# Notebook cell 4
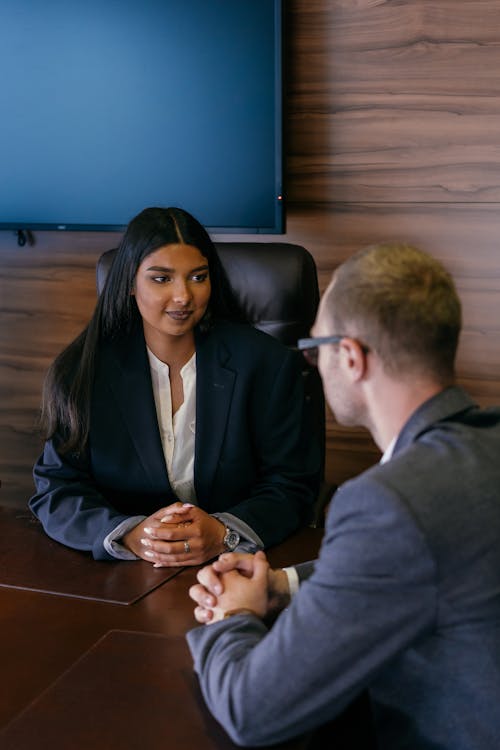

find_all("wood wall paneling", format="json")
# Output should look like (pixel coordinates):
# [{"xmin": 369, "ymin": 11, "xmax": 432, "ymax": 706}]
[
  {"xmin": 0, "ymin": 233, "xmax": 121, "ymax": 505},
  {"xmin": 2, "ymin": 0, "xmax": 500, "ymax": 506},
  {"xmin": 287, "ymin": 1, "xmax": 500, "ymax": 203},
  {"xmin": 283, "ymin": 0, "xmax": 500, "ymax": 488}
]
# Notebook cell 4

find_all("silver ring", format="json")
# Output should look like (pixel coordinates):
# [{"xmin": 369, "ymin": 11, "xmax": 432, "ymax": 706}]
[{"xmin": 184, "ymin": 540, "xmax": 191, "ymax": 554}]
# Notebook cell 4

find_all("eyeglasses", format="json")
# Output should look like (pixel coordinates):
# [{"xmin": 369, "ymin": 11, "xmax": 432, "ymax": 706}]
[
  {"xmin": 297, "ymin": 335, "xmax": 345, "ymax": 367},
  {"xmin": 297, "ymin": 335, "xmax": 369, "ymax": 367}
]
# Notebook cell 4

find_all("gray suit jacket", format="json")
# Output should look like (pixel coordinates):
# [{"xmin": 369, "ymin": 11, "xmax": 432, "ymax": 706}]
[{"xmin": 188, "ymin": 387, "xmax": 500, "ymax": 749}]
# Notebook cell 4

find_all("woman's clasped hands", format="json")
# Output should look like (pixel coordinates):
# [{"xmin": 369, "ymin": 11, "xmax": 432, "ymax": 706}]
[{"xmin": 122, "ymin": 502, "xmax": 227, "ymax": 567}]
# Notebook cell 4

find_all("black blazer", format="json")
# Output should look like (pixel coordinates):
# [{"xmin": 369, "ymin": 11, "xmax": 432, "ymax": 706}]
[{"xmin": 30, "ymin": 321, "xmax": 321, "ymax": 559}]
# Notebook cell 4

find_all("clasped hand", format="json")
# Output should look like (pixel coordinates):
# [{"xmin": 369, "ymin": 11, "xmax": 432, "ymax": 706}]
[
  {"xmin": 122, "ymin": 502, "xmax": 226, "ymax": 567},
  {"xmin": 189, "ymin": 551, "xmax": 291, "ymax": 624}
]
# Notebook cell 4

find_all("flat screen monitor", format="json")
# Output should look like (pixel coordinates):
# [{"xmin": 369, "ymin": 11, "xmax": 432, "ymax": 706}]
[{"xmin": 0, "ymin": 0, "xmax": 283, "ymax": 234}]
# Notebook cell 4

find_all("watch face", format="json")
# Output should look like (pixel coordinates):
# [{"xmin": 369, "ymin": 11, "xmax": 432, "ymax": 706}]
[{"xmin": 224, "ymin": 529, "xmax": 240, "ymax": 550}]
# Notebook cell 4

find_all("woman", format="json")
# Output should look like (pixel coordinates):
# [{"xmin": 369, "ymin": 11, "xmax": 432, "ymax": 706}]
[{"xmin": 30, "ymin": 207, "xmax": 320, "ymax": 565}]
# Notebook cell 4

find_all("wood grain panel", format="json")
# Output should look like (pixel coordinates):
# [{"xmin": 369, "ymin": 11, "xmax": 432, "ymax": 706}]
[
  {"xmin": 285, "ymin": 0, "xmax": 500, "ymax": 202},
  {"xmin": 0, "ymin": 232, "xmax": 119, "ymax": 506},
  {"xmin": 288, "ymin": 111, "xmax": 500, "ymax": 203},
  {"xmin": 283, "ymin": 203, "xmax": 500, "ymax": 281},
  {"xmin": 284, "ymin": 204, "xmax": 500, "ymax": 397}
]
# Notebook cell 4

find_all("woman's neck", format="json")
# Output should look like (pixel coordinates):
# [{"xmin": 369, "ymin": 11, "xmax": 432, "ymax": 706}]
[{"xmin": 144, "ymin": 328, "xmax": 195, "ymax": 369}]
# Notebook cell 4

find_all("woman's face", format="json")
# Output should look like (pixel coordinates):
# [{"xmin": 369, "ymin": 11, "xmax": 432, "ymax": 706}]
[{"xmin": 132, "ymin": 243, "xmax": 211, "ymax": 348}]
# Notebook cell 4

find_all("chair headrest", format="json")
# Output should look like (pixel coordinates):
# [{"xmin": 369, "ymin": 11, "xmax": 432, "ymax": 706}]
[{"xmin": 96, "ymin": 242, "xmax": 319, "ymax": 346}]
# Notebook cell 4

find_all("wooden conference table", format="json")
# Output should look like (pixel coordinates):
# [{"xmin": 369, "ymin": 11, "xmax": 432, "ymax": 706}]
[{"xmin": 0, "ymin": 506, "xmax": 325, "ymax": 750}]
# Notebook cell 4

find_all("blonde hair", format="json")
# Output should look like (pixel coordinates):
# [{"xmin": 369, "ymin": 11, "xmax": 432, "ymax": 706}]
[{"xmin": 324, "ymin": 243, "xmax": 461, "ymax": 383}]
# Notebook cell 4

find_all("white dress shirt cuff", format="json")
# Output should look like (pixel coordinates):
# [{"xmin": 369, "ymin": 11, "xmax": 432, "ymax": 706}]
[
  {"xmin": 283, "ymin": 566, "xmax": 300, "ymax": 597},
  {"xmin": 103, "ymin": 516, "xmax": 147, "ymax": 560}
]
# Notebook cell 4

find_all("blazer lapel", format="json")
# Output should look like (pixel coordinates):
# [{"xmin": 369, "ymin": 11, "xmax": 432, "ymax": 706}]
[
  {"xmin": 393, "ymin": 386, "xmax": 476, "ymax": 457},
  {"xmin": 104, "ymin": 325, "xmax": 171, "ymax": 494},
  {"xmin": 194, "ymin": 329, "xmax": 236, "ymax": 501}
]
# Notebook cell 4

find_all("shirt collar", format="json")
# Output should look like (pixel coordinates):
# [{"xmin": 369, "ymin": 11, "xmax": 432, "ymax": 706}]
[
  {"xmin": 146, "ymin": 347, "xmax": 196, "ymax": 376},
  {"xmin": 380, "ymin": 435, "xmax": 397, "ymax": 464}
]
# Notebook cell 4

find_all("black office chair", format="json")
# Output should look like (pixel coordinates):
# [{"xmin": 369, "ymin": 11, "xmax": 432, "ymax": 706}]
[{"xmin": 96, "ymin": 242, "xmax": 329, "ymax": 525}]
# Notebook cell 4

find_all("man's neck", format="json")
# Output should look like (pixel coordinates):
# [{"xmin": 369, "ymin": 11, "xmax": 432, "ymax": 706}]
[{"xmin": 365, "ymin": 376, "xmax": 447, "ymax": 453}]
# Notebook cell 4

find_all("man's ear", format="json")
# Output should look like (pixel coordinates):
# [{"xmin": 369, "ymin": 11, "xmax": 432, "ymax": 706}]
[{"xmin": 339, "ymin": 338, "xmax": 368, "ymax": 382}]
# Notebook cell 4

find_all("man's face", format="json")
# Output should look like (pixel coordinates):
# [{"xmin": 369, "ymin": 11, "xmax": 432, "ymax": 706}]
[
  {"xmin": 313, "ymin": 287, "xmax": 364, "ymax": 428},
  {"xmin": 313, "ymin": 303, "xmax": 344, "ymax": 420}
]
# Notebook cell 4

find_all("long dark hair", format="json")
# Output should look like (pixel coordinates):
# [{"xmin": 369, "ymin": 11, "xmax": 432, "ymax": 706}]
[{"xmin": 41, "ymin": 207, "xmax": 244, "ymax": 454}]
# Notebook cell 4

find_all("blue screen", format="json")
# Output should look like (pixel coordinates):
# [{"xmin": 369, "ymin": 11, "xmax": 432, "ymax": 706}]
[{"xmin": 0, "ymin": 0, "xmax": 282, "ymax": 232}]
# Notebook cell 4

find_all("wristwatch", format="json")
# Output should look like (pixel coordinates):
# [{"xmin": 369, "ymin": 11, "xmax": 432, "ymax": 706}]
[{"xmin": 223, "ymin": 526, "xmax": 240, "ymax": 551}]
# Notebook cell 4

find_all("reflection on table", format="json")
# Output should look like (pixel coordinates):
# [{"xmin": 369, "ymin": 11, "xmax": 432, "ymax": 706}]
[{"xmin": 0, "ymin": 505, "xmax": 323, "ymax": 749}]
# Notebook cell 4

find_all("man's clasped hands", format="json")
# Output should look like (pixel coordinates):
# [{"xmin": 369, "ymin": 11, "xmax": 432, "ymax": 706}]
[{"xmin": 189, "ymin": 551, "xmax": 291, "ymax": 624}]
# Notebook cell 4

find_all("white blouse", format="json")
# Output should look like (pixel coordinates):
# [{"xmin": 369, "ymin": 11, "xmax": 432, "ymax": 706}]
[{"xmin": 147, "ymin": 347, "xmax": 197, "ymax": 504}]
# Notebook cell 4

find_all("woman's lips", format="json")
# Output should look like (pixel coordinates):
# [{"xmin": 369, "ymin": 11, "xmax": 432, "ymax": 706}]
[{"xmin": 166, "ymin": 310, "xmax": 193, "ymax": 321}]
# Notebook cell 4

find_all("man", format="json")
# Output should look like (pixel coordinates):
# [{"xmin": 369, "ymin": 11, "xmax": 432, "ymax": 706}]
[{"xmin": 187, "ymin": 243, "xmax": 500, "ymax": 749}]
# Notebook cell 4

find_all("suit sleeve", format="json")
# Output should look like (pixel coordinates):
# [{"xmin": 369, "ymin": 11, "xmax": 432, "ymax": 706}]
[
  {"xmin": 29, "ymin": 437, "xmax": 132, "ymax": 560},
  {"xmin": 186, "ymin": 476, "xmax": 437, "ymax": 747},
  {"xmin": 218, "ymin": 348, "xmax": 322, "ymax": 548}
]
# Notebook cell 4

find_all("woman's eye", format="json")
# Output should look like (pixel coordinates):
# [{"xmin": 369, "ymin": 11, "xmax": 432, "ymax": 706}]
[
  {"xmin": 152, "ymin": 275, "xmax": 170, "ymax": 283},
  {"xmin": 191, "ymin": 272, "xmax": 209, "ymax": 283}
]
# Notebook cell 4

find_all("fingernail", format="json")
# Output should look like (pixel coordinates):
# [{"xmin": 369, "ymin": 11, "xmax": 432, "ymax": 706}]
[
  {"xmin": 214, "ymin": 585, "xmax": 222, "ymax": 595},
  {"xmin": 183, "ymin": 503, "xmax": 195, "ymax": 508},
  {"xmin": 140, "ymin": 538, "xmax": 152, "ymax": 547},
  {"xmin": 144, "ymin": 527, "xmax": 154, "ymax": 535},
  {"xmin": 144, "ymin": 550, "xmax": 155, "ymax": 558}
]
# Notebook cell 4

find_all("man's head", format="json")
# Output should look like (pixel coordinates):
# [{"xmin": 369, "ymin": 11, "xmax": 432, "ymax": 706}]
[{"xmin": 313, "ymin": 243, "xmax": 462, "ymax": 425}]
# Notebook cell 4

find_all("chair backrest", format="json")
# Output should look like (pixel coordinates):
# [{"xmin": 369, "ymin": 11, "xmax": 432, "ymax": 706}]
[{"xmin": 96, "ymin": 242, "xmax": 325, "ymax": 472}]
